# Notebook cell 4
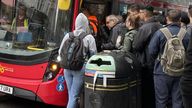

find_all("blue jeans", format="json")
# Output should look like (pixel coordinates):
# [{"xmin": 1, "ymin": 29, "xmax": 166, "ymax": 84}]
[
  {"xmin": 154, "ymin": 74, "xmax": 182, "ymax": 108},
  {"xmin": 64, "ymin": 68, "xmax": 84, "ymax": 108}
]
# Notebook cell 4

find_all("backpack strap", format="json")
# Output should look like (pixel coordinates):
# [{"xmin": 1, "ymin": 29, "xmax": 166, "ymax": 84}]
[
  {"xmin": 158, "ymin": 28, "xmax": 172, "ymax": 61},
  {"xmin": 69, "ymin": 32, "xmax": 87, "ymax": 39},
  {"xmin": 69, "ymin": 32, "xmax": 75, "ymax": 39},
  {"xmin": 160, "ymin": 27, "xmax": 172, "ymax": 40},
  {"xmin": 79, "ymin": 32, "xmax": 88, "ymax": 39},
  {"xmin": 177, "ymin": 28, "xmax": 187, "ymax": 41}
]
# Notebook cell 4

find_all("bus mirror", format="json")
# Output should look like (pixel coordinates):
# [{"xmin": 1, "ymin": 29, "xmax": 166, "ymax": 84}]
[{"xmin": 58, "ymin": 0, "xmax": 71, "ymax": 10}]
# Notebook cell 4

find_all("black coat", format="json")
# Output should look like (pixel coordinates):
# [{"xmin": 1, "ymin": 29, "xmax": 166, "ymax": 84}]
[
  {"xmin": 102, "ymin": 22, "xmax": 127, "ymax": 50},
  {"xmin": 183, "ymin": 33, "xmax": 192, "ymax": 79},
  {"xmin": 132, "ymin": 17, "xmax": 162, "ymax": 67}
]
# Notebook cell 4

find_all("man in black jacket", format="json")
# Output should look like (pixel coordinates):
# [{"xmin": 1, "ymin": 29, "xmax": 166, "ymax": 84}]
[
  {"xmin": 101, "ymin": 15, "xmax": 127, "ymax": 50},
  {"xmin": 132, "ymin": 5, "xmax": 162, "ymax": 108},
  {"xmin": 180, "ymin": 5, "xmax": 192, "ymax": 108}
]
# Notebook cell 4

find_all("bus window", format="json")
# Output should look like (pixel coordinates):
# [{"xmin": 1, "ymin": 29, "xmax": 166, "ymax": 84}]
[
  {"xmin": 0, "ymin": 0, "xmax": 73, "ymax": 49},
  {"xmin": 0, "ymin": 0, "xmax": 15, "ymax": 30},
  {"xmin": 119, "ymin": 3, "xmax": 128, "ymax": 15}
]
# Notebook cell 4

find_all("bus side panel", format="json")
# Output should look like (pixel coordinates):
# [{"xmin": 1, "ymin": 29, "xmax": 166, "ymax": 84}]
[{"xmin": 0, "ymin": 62, "xmax": 48, "ymax": 80}]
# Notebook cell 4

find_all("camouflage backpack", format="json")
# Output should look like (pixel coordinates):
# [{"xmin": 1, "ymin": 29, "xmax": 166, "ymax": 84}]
[{"xmin": 160, "ymin": 27, "xmax": 186, "ymax": 76}]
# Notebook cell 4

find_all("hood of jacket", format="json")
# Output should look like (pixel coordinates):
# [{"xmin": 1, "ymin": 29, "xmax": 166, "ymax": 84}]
[{"xmin": 74, "ymin": 13, "xmax": 90, "ymax": 36}]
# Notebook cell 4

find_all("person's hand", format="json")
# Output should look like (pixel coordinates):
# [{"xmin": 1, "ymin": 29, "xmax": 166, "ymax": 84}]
[{"xmin": 101, "ymin": 44, "xmax": 104, "ymax": 50}]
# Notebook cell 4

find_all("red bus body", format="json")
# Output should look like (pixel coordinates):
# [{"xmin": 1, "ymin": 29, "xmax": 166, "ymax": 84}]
[
  {"xmin": 0, "ymin": 0, "xmax": 189, "ymax": 107},
  {"xmin": 0, "ymin": 0, "xmax": 77, "ymax": 106},
  {"xmin": 0, "ymin": 59, "xmax": 68, "ymax": 106}
]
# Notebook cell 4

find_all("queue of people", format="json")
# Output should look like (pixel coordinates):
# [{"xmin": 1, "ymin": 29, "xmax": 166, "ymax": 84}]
[
  {"xmin": 57, "ymin": 3, "xmax": 192, "ymax": 108},
  {"xmin": 1, "ymin": 2, "xmax": 191, "ymax": 108}
]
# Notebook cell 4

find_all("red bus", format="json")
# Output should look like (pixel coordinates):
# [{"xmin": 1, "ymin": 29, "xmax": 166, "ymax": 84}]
[{"xmin": 0, "ymin": 0, "xmax": 189, "ymax": 107}]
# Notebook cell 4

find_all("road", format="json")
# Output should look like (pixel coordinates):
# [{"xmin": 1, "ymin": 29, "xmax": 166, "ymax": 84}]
[{"xmin": 0, "ymin": 93, "xmax": 65, "ymax": 108}]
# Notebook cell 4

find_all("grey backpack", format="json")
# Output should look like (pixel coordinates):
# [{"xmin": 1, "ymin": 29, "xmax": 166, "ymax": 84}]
[{"xmin": 160, "ymin": 27, "xmax": 186, "ymax": 76}]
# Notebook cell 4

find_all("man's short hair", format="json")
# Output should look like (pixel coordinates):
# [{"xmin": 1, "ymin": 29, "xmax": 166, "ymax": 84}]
[
  {"xmin": 144, "ymin": 5, "xmax": 154, "ymax": 12},
  {"xmin": 167, "ymin": 10, "xmax": 181, "ymax": 22},
  {"xmin": 144, "ymin": 5, "xmax": 154, "ymax": 17},
  {"xmin": 181, "ymin": 11, "xmax": 190, "ymax": 25},
  {"xmin": 129, "ymin": 4, "xmax": 140, "ymax": 12},
  {"xmin": 106, "ymin": 15, "xmax": 119, "ymax": 24}
]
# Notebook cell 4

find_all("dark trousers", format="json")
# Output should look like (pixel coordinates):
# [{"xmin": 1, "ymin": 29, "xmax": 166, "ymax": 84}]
[
  {"xmin": 154, "ymin": 75, "xmax": 182, "ymax": 108},
  {"xmin": 180, "ymin": 77, "xmax": 192, "ymax": 108},
  {"xmin": 141, "ymin": 67, "xmax": 155, "ymax": 108}
]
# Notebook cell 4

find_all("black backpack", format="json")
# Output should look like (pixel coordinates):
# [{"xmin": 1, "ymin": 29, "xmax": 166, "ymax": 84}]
[{"xmin": 60, "ymin": 32, "xmax": 87, "ymax": 70}]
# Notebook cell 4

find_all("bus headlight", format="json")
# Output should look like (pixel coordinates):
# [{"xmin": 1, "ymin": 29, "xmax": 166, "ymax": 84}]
[
  {"xmin": 43, "ymin": 61, "xmax": 61, "ymax": 82},
  {"xmin": 50, "ymin": 63, "xmax": 58, "ymax": 71},
  {"xmin": 46, "ymin": 72, "xmax": 54, "ymax": 80}
]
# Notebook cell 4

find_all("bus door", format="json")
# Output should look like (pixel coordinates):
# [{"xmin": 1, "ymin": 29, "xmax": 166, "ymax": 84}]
[{"xmin": 81, "ymin": 0, "xmax": 113, "ymax": 24}]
